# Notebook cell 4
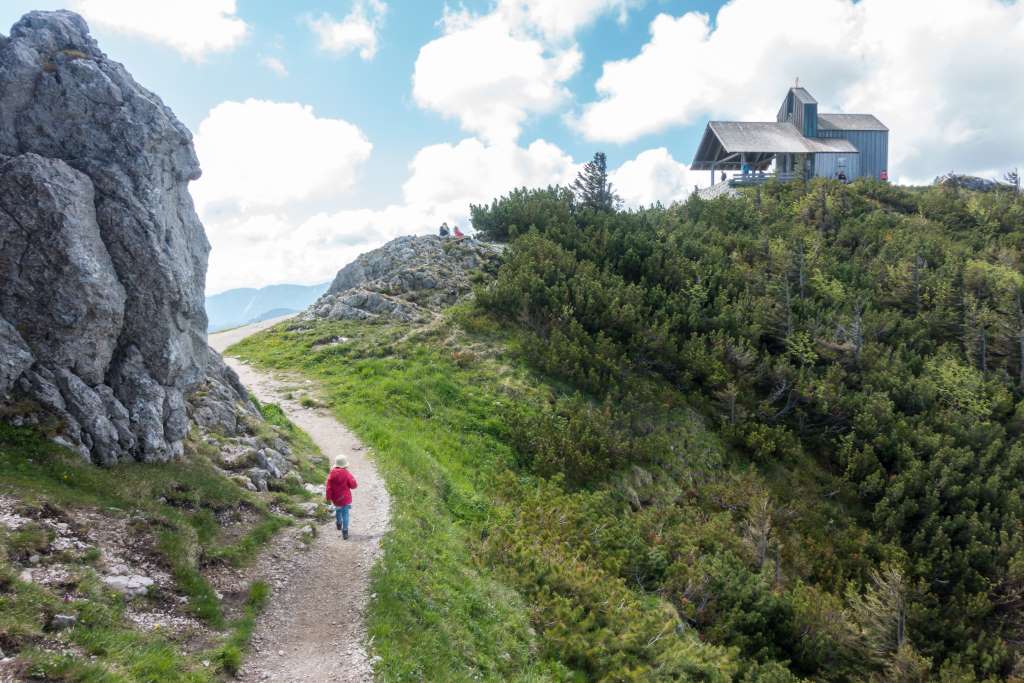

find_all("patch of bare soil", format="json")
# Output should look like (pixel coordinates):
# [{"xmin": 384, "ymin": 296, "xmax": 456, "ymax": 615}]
[{"xmin": 0, "ymin": 495, "xmax": 217, "ymax": 656}]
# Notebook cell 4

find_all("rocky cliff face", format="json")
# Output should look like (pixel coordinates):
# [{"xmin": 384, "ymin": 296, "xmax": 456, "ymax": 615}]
[
  {"xmin": 308, "ymin": 235, "xmax": 502, "ymax": 322},
  {"xmin": 0, "ymin": 11, "xmax": 233, "ymax": 465}
]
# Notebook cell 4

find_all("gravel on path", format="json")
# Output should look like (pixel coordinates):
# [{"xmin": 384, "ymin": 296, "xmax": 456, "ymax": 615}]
[{"xmin": 210, "ymin": 321, "xmax": 391, "ymax": 682}]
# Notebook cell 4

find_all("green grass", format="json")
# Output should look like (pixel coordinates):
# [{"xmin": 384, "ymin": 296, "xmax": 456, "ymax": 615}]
[
  {"xmin": 229, "ymin": 312, "xmax": 735, "ymax": 679},
  {"xmin": 232, "ymin": 317, "xmax": 557, "ymax": 680},
  {"xmin": 0, "ymin": 424, "xmax": 244, "ymax": 631},
  {"xmin": 1, "ymin": 561, "xmax": 214, "ymax": 682},
  {"xmin": 250, "ymin": 396, "xmax": 327, "ymax": 484},
  {"xmin": 155, "ymin": 528, "xmax": 224, "ymax": 628},
  {"xmin": 206, "ymin": 514, "xmax": 291, "ymax": 567},
  {"xmin": 6, "ymin": 521, "xmax": 52, "ymax": 558},
  {"xmin": 0, "ymin": 398, "xmax": 321, "ymax": 679},
  {"xmin": 210, "ymin": 580, "xmax": 271, "ymax": 675}
]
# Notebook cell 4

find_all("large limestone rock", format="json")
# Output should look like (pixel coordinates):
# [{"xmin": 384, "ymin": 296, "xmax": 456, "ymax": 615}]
[
  {"xmin": 0, "ymin": 154, "xmax": 125, "ymax": 385},
  {"xmin": 309, "ymin": 235, "xmax": 502, "ymax": 322},
  {"xmin": 188, "ymin": 348, "xmax": 260, "ymax": 437},
  {"xmin": 0, "ymin": 319, "xmax": 32, "ymax": 397},
  {"xmin": 0, "ymin": 11, "xmax": 210, "ymax": 464}
]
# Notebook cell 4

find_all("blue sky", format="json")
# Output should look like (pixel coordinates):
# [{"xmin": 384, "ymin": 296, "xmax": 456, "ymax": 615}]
[
  {"xmin": 1, "ymin": 1, "xmax": 722, "ymax": 209},
  {"xmin": 3, "ymin": 1, "xmax": 1022, "ymax": 292}
]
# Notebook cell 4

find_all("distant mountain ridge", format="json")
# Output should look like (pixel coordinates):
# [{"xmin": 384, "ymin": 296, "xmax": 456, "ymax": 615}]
[{"xmin": 206, "ymin": 283, "xmax": 329, "ymax": 332}]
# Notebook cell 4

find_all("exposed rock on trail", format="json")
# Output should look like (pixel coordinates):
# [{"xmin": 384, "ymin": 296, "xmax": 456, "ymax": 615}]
[
  {"xmin": 0, "ymin": 11, "xmax": 250, "ymax": 466},
  {"xmin": 308, "ymin": 235, "xmax": 501, "ymax": 322}
]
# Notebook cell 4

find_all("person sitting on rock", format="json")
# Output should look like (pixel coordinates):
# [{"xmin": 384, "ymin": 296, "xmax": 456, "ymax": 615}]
[
  {"xmin": 453, "ymin": 224, "xmax": 465, "ymax": 239},
  {"xmin": 439, "ymin": 222, "xmax": 450, "ymax": 238},
  {"xmin": 325, "ymin": 454, "xmax": 358, "ymax": 540}
]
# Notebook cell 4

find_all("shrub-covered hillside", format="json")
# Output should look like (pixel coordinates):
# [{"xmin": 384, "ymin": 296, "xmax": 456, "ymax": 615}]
[
  {"xmin": 234, "ymin": 178, "xmax": 1024, "ymax": 681},
  {"xmin": 472, "ymin": 179, "xmax": 1024, "ymax": 678}
]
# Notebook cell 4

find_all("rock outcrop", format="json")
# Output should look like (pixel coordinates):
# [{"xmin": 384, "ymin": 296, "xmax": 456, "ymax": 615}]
[
  {"xmin": 934, "ymin": 173, "xmax": 1007, "ymax": 193},
  {"xmin": 0, "ymin": 11, "xmax": 233, "ymax": 464},
  {"xmin": 308, "ymin": 235, "xmax": 501, "ymax": 322}
]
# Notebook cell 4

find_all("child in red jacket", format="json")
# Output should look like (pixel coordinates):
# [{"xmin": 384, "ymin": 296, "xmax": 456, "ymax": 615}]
[{"xmin": 325, "ymin": 455, "xmax": 358, "ymax": 540}]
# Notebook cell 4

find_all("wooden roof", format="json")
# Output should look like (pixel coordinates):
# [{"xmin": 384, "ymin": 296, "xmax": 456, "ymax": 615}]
[{"xmin": 691, "ymin": 121, "xmax": 857, "ymax": 170}]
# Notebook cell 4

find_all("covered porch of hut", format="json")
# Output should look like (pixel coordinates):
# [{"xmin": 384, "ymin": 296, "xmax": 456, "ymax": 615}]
[{"xmin": 691, "ymin": 121, "xmax": 855, "ymax": 187}]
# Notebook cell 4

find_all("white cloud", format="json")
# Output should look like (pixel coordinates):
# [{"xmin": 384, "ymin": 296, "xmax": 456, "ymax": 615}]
[
  {"xmin": 575, "ymin": 0, "xmax": 1024, "ymax": 181},
  {"xmin": 190, "ymin": 99, "xmax": 372, "ymax": 214},
  {"xmin": 611, "ymin": 148, "xmax": 697, "ymax": 208},
  {"xmin": 73, "ymin": 0, "xmax": 248, "ymax": 60},
  {"xmin": 261, "ymin": 56, "xmax": 288, "ymax": 77},
  {"xmin": 199, "ymin": 130, "xmax": 583, "ymax": 292},
  {"xmin": 190, "ymin": 103, "xmax": 681, "ymax": 292},
  {"xmin": 403, "ymin": 138, "xmax": 578, "ymax": 208},
  {"xmin": 412, "ymin": 0, "xmax": 643, "ymax": 143},
  {"xmin": 202, "ymin": 141, "xmax": 704, "ymax": 292},
  {"xmin": 507, "ymin": 0, "xmax": 640, "ymax": 40},
  {"xmin": 307, "ymin": 0, "xmax": 388, "ymax": 60},
  {"xmin": 413, "ymin": 6, "xmax": 581, "ymax": 143}
]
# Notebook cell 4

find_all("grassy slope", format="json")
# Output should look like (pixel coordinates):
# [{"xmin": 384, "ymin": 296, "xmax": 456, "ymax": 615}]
[
  {"xmin": 0, "ymin": 398, "xmax": 326, "ymax": 681},
  {"xmin": 233, "ymin": 315, "xmax": 552, "ymax": 680},
  {"xmin": 229, "ymin": 309, "xmax": 742, "ymax": 680}
]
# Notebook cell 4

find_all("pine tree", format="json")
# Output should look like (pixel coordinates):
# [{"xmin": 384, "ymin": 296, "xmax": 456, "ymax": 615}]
[
  {"xmin": 572, "ymin": 152, "xmax": 621, "ymax": 212},
  {"xmin": 1005, "ymin": 168, "xmax": 1020, "ymax": 194}
]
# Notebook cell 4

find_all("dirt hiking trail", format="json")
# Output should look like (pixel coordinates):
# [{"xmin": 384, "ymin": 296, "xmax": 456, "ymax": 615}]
[{"xmin": 211, "ymin": 319, "xmax": 391, "ymax": 682}]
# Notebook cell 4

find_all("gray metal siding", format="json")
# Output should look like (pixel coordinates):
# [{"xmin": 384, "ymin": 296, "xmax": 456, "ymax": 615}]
[
  {"xmin": 777, "ymin": 94, "xmax": 791, "ymax": 123},
  {"xmin": 814, "ymin": 152, "xmax": 860, "ymax": 179},
  {"xmin": 803, "ymin": 102, "xmax": 818, "ymax": 138},
  {"xmin": 817, "ymin": 130, "xmax": 888, "ymax": 179},
  {"xmin": 792, "ymin": 97, "xmax": 804, "ymax": 134}
]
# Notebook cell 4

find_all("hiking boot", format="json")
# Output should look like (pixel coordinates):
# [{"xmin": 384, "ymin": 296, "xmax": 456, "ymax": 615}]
[
  {"xmin": 342, "ymin": 529, "xmax": 349, "ymax": 540},
  {"xmin": 335, "ymin": 520, "xmax": 342, "ymax": 531}
]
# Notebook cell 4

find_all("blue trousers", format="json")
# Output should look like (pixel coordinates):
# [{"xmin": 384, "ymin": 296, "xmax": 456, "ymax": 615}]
[{"xmin": 334, "ymin": 504, "xmax": 351, "ymax": 531}]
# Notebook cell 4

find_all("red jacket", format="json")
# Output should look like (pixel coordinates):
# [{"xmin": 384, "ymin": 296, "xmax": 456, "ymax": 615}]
[{"xmin": 325, "ymin": 467, "xmax": 358, "ymax": 506}]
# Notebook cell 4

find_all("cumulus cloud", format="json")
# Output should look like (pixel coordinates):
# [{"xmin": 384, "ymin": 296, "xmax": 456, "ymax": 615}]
[
  {"xmin": 261, "ymin": 56, "xmax": 288, "ymax": 77},
  {"xmin": 307, "ymin": 0, "xmax": 388, "ymax": 60},
  {"xmin": 190, "ymin": 99, "xmax": 372, "ymax": 214},
  {"xmin": 413, "ymin": 7, "xmax": 579, "ymax": 143},
  {"xmin": 73, "ymin": 0, "xmax": 248, "ymax": 60},
  {"xmin": 611, "ymin": 148, "xmax": 697, "ymax": 208},
  {"xmin": 575, "ymin": 0, "xmax": 1024, "ymax": 181},
  {"xmin": 412, "ymin": 0, "xmax": 642, "ymax": 143},
  {"xmin": 403, "ymin": 138, "xmax": 578, "ymax": 209},
  {"xmin": 190, "ymin": 100, "xmax": 686, "ymax": 292},
  {"xmin": 198, "ymin": 126, "xmax": 582, "ymax": 292},
  {"xmin": 508, "ymin": 0, "xmax": 640, "ymax": 40}
]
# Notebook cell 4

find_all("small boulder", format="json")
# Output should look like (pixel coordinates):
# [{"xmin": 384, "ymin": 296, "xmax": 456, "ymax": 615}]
[
  {"xmin": 49, "ymin": 614, "xmax": 77, "ymax": 630},
  {"xmin": 255, "ymin": 448, "xmax": 289, "ymax": 478},
  {"xmin": 246, "ymin": 468, "xmax": 271, "ymax": 492},
  {"xmin": 231, "ymin": 474, "xmax": 257, "ymax": 492},
  {"xmin": 102, "ymin": 574, "xmax": 154, "ymax": 597}
]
